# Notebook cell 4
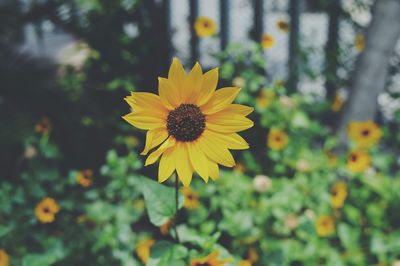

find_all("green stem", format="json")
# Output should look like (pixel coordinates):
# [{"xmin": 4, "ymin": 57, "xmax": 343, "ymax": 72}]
[{"xmin": 173, "ymin": 175, "xmax": 180, "ymax": 243}]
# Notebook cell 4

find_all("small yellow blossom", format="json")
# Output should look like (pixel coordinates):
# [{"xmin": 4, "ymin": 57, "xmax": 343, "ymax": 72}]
[
  {"xmin": 194, "ymin": 16, "xmax": 217, "ymax": 38},
  {"xmin": 182, "ymin": 187, "xmax": 200, "ymax": 209},
  {"xmin": 276, "ymin": 20, "xmax": 290, "ymax": 32},
  {"xmin": 347, "ymin": 150, "xmax": 371, "ymax": 173},
  {"xmin": 348, "ymin": 121, "xmax": 382, "ymax": 148},
  {"xmin": 136, "ymin": 239, "xmax": 155, "ymax": 264},
  {"xmin": 0, "ymin": 249, "xmax": 10, "ymax": 266},
  {"xmin": 261, "ymin": 34, "xmax": 275, "ymax": 49},
  {"xmin": 355, "ymin": 34, "xmax": 365, "ymax": 52},
  {"xmin": 331, "ymin": 181, "xmax": 348, "ymax": 209},
  {"xmin": 191, "ymin": 251, "xmax": 231, "ymax": 266},
  {"xmin": 247, "ymin": 247, "xmax": 259, "ymax": 263},
  {"xmin": 267, "ymin": 129, "xmax": 289, "ymax": 151},
  {"xmin": 232, "ymin": 77, "xmax": 246, "ymax": 88},
  {"xmin": 238, "ymin": 260, "xmax": 252, "ymax": 266},
  {"xmin": 332, "ymin": 94, "xmax": 344, "ymax": 112},
  {"xmin": 315, "ymin": 215, "xmax": 335, "ymax": 237},
  {"xmin": 256, "ymin": 89, "xmax": 275, "ymax": 109},
  {"xmin": 35, "ymin": 197, "xmax": 60, "ymax": 224},
  {"xmin": 76, "ymin": 169, "xmax": 93, "ymax": 187}
]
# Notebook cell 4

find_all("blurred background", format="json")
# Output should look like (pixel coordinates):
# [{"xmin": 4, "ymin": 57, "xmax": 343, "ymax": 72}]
[{"xmin": 1, "ymin": 0, "xmax": 400, "ymax": 265}]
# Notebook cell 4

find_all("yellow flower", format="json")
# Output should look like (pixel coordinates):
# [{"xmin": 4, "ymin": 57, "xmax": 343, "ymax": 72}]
[
  {"xmin": 0, "ymin": 249, "xmax": 10, "ymax": 266},
  {"xmin": 76, "ymin": 169, "xmax": 93, "ymax": 187},
  {"xmin": 194, "ymin": 16, "xmax": 217, "ymax": 38},
  {"xmin": 159, "ymin": 219, "xmax": 172, "ymax": 235},
  {"xmin": 355, "ymin": 34, "xmax": 365, "ymax": 52},
  {"xmin": 332, "ymin": 94, "xmax": 344, "ymax": 112},
  {"xmin": 315, "ymin": 215, "xmax": 335, "ymax": 237},
  {"xmin": 276, "ymin": 20, "xmax": 290, "ymax": 32},
  {"xmin": 191, "ymin": 251, "xmax": 231, "ymax": 266},
  {"xmin": 347, "ymin": 150, "xmax": 371, "ymax": 173},
  {"xmin": 247, "ymin": 247, "xmax": 259, "ymax": 263},
  {"xmin": 256, "ymin": 89, "xmax": 275, "ymax": 109},
  {"xmin": 123, "ymin": 58, "xmax": 253, "ymax": 187},
  {"xmin": 238, "ymin": 260, "xmax": 252, "ymax": 266},
  {"xmin": 232, "ymin": 77, "xmax": 245, "ymax": 88},
  {"xmin": 34, "ymin": 117, "xmax": 51, "ymax": 135},
  {"xmin": 348, "ymin": 121, "xmax": 382, "ymax": 148},
  {"xmin": 182, "ymin": 187, "xmax": 200, "ymax": 209},
  {"xmin": 261, "ymin": 34, "xmax": 275, "ymax": 49},
  {"xmin": 331, "ymin": 181, "xmax": 348, "ymax": 209},
  {"xmin": 35, "ymin": 197, "xmax": 60, "ymax": 224},
  {"xmin": 135, "ymin": 239, "xmax": 155, "ymax": 264},
  {"xmin": 267, "ymin": 129, "xmax": 288, "ymax": 151}
]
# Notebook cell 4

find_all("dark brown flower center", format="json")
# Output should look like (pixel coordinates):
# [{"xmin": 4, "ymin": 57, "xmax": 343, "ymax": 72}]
[
  {"xmin": 362, "ymin": 129, "xmax": 370, "ymax": 137},
  {"xmin": 275, "ymin": 136, "xmax": 282, "ymax": 142},
  {"xmin": 43, "ymin": 207, "xmax": 50, "ymax": 213},
  {"xmin": 167, "ymin": 104, "xmax": 205, "ymax": 142},
  {"xmin": 351, "ymin": 155, "xmax": 358, "ymax": 162},
  {"xmin": 194, "ymin": 263, "xmax": 211, "ymax": 266}
]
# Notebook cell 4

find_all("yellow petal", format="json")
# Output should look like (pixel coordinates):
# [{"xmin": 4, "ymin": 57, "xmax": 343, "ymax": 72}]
[
  {"xmin": 187, "ymin": 142, "xmax": 209, "ymax": 183},
  {"xmin": 201, "ymin": 87, "xmax": 240, "ymax": 115},
  {"xmin": 197, "ymin": 135, "xmax": 235, "ymax": 167},
  {"xmin": 168, "ymin": 57, "xmax": 186, "ymax": 88},
  {"xmin": 206, "ymin": 114, "xmax": 253, "ymax": 133},
  {"xmin": 145, "ymin": 137, "xmax": 176, "ymax": 166},
  {"xmin": 207, "ymin": 159, "xmax": 219, "ymax": 180},
  {"xmin": 158, "ymin": 148, "xmax": 176, "ymax": 183},
  {"xmin": 175, "ymin": 143, "xmax": 193, "ymax": 187},
  {"xmin": 221, "ymin": 104, "xmax": 254, "ymax": 116},
  {"xmin": 123, "ymin": 112, "xmax": 166, "ymax": 130},
  {"xmin": 204, "ymin": 130, "xmax": 249, "ymax": 150},
  {"xmin": 141, "ymin": 127, "xmax": 169, "ymax": 155},
  {"xmin": 196, "ymin": 68, "xmax": 218, "ymax": 106},
  {"xmin": 182, "ymin": 62, "xmax": 203, "ymax": 103},
  {"xmin": 158, "ymin": 77, "xmax": 181, "ymax": 109},
  {"xmin": 125, "ymin": 92, "xmax": 168, "ymax": 116}
]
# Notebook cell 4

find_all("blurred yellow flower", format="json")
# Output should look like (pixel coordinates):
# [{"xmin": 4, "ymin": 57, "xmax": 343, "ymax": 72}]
[
  {"xmin": 347, "ymin": 150, "xmax": 371, "ymax": 173},
  {"xmin": 331, "ymin": 181, "xmax": 348, "ymax": 209},
  {"xmin": 247, "ymin": 247, "xmax": 259, "ymax": 263},
  {"xmin": 348, "ymin": 121, "xmax": 382, "ymax": 148},
  {"xmin": 35, "ymin": 117, "xmax": 51, "ymax": 135},
  {"xmin": 0, "ymin": 249, "xmax": 10, "ymax": 266},
  {"xmin": 332, "ymin": 94, "xmax": 344, "ymax": 112},
  {"xmin": 159, "ymin": 219, "xmax": 172, "ymax": 235},
  {"xmin": 191, "ymin": 251, "xmax": 231, "ymax": 266},
  {"xmin": 261, "ymin": 34, "xmax": 275, "ymax": 49},
  {"xmin": 355, "ymin": 34, "xmax": 365, "ymax": 52},
  {"xmin": 182, "ymin": 187, "xmax": 200, "ymax": 209},
  {"xmin": 123, "ymin": 58, "xmax": 253, "ymax": 187},
  {"xmin": 276, "ymin": 20, "xmax": 290, "ymax": 32},
  {"xmin": 256, "ymin": 89, "xmax": 275, "ymax": 109},
  {"xmin": 267, "ymin": 129, "xmax": 289, "ymax": 150},
  {"xmin": 316, "ymin": 215, "xmax": 335, "ymax": 237},
  {"xmin": 76, "ymin": 169, "xmax": 93, "ymax": 187},
  {"xmin": 234, "ymin": 162, "xmax": 246, "ymax": 173},
  {"xmin": 135, "ymin": 238, "xmax": 155, "ymax": 264},
  {"xmin": 238, "ymin": 260, "xmax": 252, "ymax": 266},
  {"xmin": 194, "ymin": 16, "xmax": 217, "ymax": 38},
  {"xmin": 232, "ymin": 77, "xmax": 246, "ymax": 88},
  {"xmin": 35, "ymin": 197, "xmax": 60, "ymax": 224}
]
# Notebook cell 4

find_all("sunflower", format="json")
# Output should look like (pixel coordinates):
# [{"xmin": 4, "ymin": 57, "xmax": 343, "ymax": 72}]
[
  {"xmin": 347, "ymin": 150, "xmax": 371, "ymax": 173},
  {"xmin": 194, "ymin": 16, "xmax": 217, "ymax": 38},
  {"xmin": 35, "ymin": 197, "xmax": 60, "ymax": 223},
  {"xmin": 331, "ymin": 181, "xmax": 348, "ymax": 209},
  {"xmin": 331, "ymin": 94, "xmax": 344, "ymax": 112},
  {"xmin": 267, "ymin": 129, "xmax": 288, "ymax": 150},
  {"xmin": 135, "ymin": 238, "xmax": 155, "ymax": 264},
  {"xmin": 191, "ymin": 251, "xmax": 231, "ymax": 266},
  {"xmin": 315, "ymin": 215, "xmax": 335, "ymax": 237},
  {"xmin": 355, "ymin": 34, "xmax": 365, "ymax": 52},
  {"xmin": 348, "ymin": 121, "xmax": 382, "ymax": 148},
  {"xmin": 123, "ymin": 58, "xmax": 253, "ymax": 187},
  {"xmin": 34, "ymin": 117, "xmax": 51, "ymax": 135},
  {"xmin": 238, "ymin": 260, "xmax": 252, "ymax": 266},
  {"xmin": 261, "ymin": 34, "xmax": 275, "ymax": 49},
  {"xmin": 76, "ymin": 169, "xmax": 93, "ymax": 187},
  {"xmin": 182, "ymin": 187, "xmax": 200, "ymax": 209},
  {"xmin": 276, "ymin": 20, "xmax": 290, "ymax": 32},
  {"xmin": 0, "ymin": 250, "xmax": 10, "ymax": 266}
]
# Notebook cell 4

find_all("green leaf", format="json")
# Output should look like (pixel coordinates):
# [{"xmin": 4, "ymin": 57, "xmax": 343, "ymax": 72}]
[
  {"xmin": 140, "ymin": 177, "xmax": 183, "ymax": 226},
  {"xmin": 22, "ymin": 253, "xmax": 60, "ymax": 266},
  {"xmin": 338, "ymin": 223, "xmax": 360, "ymax": 250},
  {"xmin": 147, "ymin": 241, "xmax": 187, "ymax": 266}
]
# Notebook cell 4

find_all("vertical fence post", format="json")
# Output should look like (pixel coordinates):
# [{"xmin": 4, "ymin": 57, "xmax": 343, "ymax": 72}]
[
  {"xmin": 251, "ymin": 0, "xmax": 264, "ymax": 41},
  {"xmin": 163, "ymin": 0, "xmax": 172, "ymax": 60},
  {"xmin": 325, "ymin": 0, "xmax": 340, "ymax": 100},
  {"xmin": 288, "ymin": 0, "xmax": 300, "ymax": 92},
  {"xmin": 220, "ymin": 0, "xmax": 230, "ymax": 50},
  {"xmin": 189, "ymin": 0, "xmax": 199, "ymax": 64}
]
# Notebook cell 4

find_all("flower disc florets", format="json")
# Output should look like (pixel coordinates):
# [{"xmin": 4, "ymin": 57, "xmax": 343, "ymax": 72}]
[{"xmin": 167, "ymin": 104, "xmax": 205, "ymax": 142}]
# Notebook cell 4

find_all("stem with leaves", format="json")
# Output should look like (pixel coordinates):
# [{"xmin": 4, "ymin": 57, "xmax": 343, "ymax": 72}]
[{"xmin": 173, "ymin": 175, "xmax": 180, "ymax": 243}]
